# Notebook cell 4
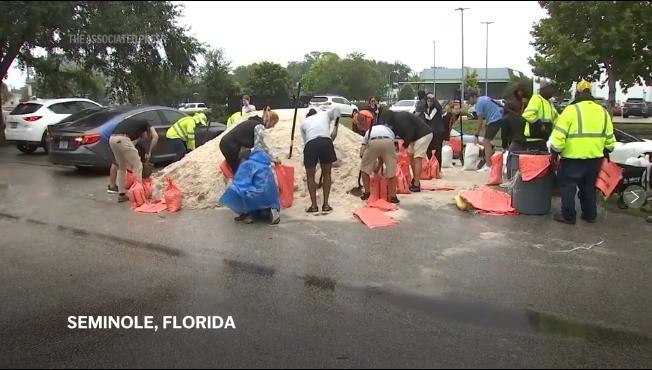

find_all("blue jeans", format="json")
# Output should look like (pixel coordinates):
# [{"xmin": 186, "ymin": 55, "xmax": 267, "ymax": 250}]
[{"xmin": 557, "ymin": 158, "xmax": 602, "ymax": 221}]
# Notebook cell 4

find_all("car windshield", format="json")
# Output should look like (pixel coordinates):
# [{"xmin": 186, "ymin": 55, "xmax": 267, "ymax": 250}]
[
  {"xmin": 10, "ymin": 103, "xmax": 42, "ymax": 115},
  {"xmin": 395, "ymin": 101, "xmax": 415, "ymax": 107},
  {"xmin": 627, "ymin": 98, "xmax": 644, "ymax": 102},
  {"xmin": 310, "ymin": 97, "xmax": 328, "ymax": 103},
  {"xmin": 63, "ymin": 108, "xmax": 126, "ymax": 131}
]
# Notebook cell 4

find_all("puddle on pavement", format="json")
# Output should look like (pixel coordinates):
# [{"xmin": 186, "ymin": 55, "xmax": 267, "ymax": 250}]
[
  {"xmin": 358, "ymin": 288, "xmax": 650, "ymax": 344},
  {"xmin": 223, "ymin": 259, "xmax": 276, "ymax": 278}
]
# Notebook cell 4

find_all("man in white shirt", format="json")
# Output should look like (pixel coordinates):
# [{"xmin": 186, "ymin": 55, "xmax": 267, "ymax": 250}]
[
  {"xmin": 242, "ymin": 95, "xmax": 256, "ymax": 115},
  {"xmin": 300, "ymin": 108, "xmax": 340, "ymax": 213},
  {"xmin": 356, "ymin": 116, "xmax": 399, "ymax": 204}
]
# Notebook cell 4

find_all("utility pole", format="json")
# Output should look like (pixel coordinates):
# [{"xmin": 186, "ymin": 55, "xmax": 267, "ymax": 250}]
[
  {"xmin": 433, "ymin": 41, "xmax": 437, "ymax": 96},
  {"xmin": 481, "ymin": 21, "xmax": 494, "ymax": 97},
  {"xmin": 456, "ymin": 7, "xmax": 469, "ymax": 164}
]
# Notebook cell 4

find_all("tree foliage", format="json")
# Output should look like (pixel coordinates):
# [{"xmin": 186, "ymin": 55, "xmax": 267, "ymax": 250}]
[
  {"xmin": 398, "ymin": 84, "xmax": 416, "ymax": 100},
  {"xmin": 201, "ymin": 49, "xmax": 239, "ymax": 118},
  {"xmin": 464, "ymin": 69, "xmax": 480, "ymax": 95},
  {"xmin": 529, "ymin": 1, "xmax": 652, "ymax": 107},
  {"xmin": 246, "ymin": 61, "xmax": 291, "ymax": 100}
]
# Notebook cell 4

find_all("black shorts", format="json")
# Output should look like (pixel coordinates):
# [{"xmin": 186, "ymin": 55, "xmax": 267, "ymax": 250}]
[
  {"xmin": 485, "ymin": 120, "xmax": 504, "ymax": 140},
  {"xmin": 304, "ymin": 137, "xmax": 337, "ymax": 169}
]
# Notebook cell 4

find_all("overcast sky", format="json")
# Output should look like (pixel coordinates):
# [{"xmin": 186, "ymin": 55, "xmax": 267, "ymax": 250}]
[
  {"xmin": 179, "ymin": 0, "xmax": 547, "ymax": 74},
  {"xmin": 4, "ymin": 1, "xmax": 546, "ymax": 89}
]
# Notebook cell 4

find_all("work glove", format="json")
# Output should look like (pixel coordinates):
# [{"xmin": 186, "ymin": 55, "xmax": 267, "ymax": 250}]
[{"xmin": 550, "ymin": 152, "xmax": 560, "ymax": 170}]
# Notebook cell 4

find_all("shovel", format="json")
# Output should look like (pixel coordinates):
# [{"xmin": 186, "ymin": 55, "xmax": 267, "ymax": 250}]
[{"xmin": 348, "ymin": 171, "xmax": 364, "ymax": 197}]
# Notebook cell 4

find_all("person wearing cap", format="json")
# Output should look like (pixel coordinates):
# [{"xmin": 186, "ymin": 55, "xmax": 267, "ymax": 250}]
[
  {"xmin": 166, "ymin": 113, "xmax": 208, "ymax": 162},
  {"xmin": 467, "ymin": 92, "xmax": 506, "ymax": 173},
  {"xmin": 522, "ymin": 81, "xmax": 558, "ymax": 151},
  {"xmin": 550, "ymin": 80, "xmax": 616, "ymax": 225}
]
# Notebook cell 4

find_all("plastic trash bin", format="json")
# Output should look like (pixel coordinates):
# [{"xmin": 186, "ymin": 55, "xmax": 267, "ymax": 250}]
[{"xmin": 509, "ymin": 151, "xmax": 554, "ymax": 215}]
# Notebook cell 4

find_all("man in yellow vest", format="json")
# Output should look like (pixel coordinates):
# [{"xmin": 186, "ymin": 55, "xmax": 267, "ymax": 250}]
[
  {"xmin": 522, "ymin": 81, "xmax": 558, "ymax": 151},
  {"xmin": 166, "ymin": 113, "xmax": 207, "ymax": 161},
  {"xmin": 550, "ymin": 80, "xmax": 616, "ymax": 225}
]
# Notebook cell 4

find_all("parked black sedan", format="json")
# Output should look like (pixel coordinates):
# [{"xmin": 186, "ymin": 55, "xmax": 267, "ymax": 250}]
[{"xmin": 48, "ymin": 105, "xmax": 226, "ymax": 170}]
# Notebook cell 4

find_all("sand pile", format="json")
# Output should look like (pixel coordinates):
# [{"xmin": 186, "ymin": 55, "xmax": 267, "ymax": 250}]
[
  {"xmin": 152, "ymin": 109, "xmax": 365, "ymax": 210},
  {"xmin": 152, "ymin": 108, "xmax": 488, "ymax": 218}
]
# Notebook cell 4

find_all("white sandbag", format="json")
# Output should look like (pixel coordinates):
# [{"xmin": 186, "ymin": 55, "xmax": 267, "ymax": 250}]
[
  {"xmin": 502, "ymin": 150, "xmax": 510, "ymax": 175},
  {"xmin": 463, "ymin": 143, "xmax": 482, "ymax": 171},
  {"xmin": 441, "ymin": 145, "xmax": 454, "ymax": 168}
]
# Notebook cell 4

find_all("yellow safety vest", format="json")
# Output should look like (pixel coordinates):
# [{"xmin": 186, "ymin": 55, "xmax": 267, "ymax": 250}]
[
  {"xmin": 550, "ymin": 101, "xmax": 616, "ymax": 159},
  {"xmin": 166, "ymin": 116, "xmax": 197, "ymax": 150},
  {"xmin": 522, "ymin": 94, "xmax": 558, "ymax": 141},
  {"xmin": 194, "ymin": 112, "xmax": 207, "ymax": 125}
]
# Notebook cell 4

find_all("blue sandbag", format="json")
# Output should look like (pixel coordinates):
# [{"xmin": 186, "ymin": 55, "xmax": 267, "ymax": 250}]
[{"xmin": 220, "ymin": 149, "xmax": 280, "ymax": 214}]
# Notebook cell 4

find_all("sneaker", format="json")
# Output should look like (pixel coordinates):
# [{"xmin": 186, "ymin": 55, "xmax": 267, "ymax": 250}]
[
  {"xmin": 553, "ymin": 213, "xmax": 576, "ymax": 225},
  {"xmin": 360, "ymin": 193, "xmax": 370, "ymax": 201},
  {"xmin": 477, "ymin": 165, "xmax": 491, "ymax": 173},
  {"xmin": 389, "ymin": 196, "xmax": 400, "ymax": 204},
  {"xmin": 118, "ymin": 194, "xmax": 129, "ymax": 203},
  {"xmin": 409, "ymin": 185, "xmax": 421, "ymax": 193},
  {"xmin": 107, "ymin": 185, "xmax": 119, "ymax": 194},
  {"xmin": 234, "ymin": 214, "xmax": 249, "ymax": 222},
  {"xmin": 270, "ymin": 209, "xmax": 281, "ymax": 225}
]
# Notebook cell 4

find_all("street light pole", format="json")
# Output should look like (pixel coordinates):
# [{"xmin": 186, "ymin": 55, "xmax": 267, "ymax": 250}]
[
  {"xmin": 456, "ymin": 7, "xmax": 469, "ymax": 164},
  {"xmin": 433, "ymin": 40, "xmax": 436, "ymax": 96},
  {"xmin": 481, "ymin": 21, "xmax": 494, "ymax": 97}
]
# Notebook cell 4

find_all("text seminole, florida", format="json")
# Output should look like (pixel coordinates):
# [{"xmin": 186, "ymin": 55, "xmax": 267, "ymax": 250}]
[{"xmin": 68, "ymin": 316, "xmax": 236, "ymax": 331}]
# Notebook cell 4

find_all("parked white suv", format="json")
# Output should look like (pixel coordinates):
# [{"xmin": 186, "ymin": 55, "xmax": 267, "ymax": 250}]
[
  {"xmin": 389, "ymin": 99, "xmax": 418, "ymax": 113},
  {"xmin": 5, "ymin": 98, "xmax": 102, "ymax": 153},
  {"xmin": 179, "ymin": 102, "xmax": 209, "ymax": 114},
  {"xmin": 309, "ymin": 96, "xmax": 358, "ymax": 117}
]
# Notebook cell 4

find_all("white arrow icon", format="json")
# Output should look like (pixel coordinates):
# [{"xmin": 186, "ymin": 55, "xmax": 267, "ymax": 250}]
[{"xmin": 629, "ymin": 190, "xmax": 640, "ymax": 204}]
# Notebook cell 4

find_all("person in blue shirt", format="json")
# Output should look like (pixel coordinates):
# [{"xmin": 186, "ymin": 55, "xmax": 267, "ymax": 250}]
[{"xmin": 467, "ymin": 92, "xmax": 505, "ymax": 172}]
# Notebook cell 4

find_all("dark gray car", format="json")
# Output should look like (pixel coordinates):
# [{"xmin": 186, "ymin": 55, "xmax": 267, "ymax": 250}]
[{"xmin": 48, "ymin": 105, "xmax": 226, "ymax": 170}]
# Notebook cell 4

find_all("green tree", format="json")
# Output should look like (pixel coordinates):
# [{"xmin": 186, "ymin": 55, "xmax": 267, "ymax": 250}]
[
  {"xmin": 398, "ymin": 84, "xmax": 416, "ymax": 100},
  {"xmin": 246, "ymin": 62, "xmax": 291, "ymax": 100},
  {"xmin": 303, "ymin": 53, "xmax": 343, "ymax": 95},
  {"xmin": 232, "ymin": 64, "xmax": 256, "ymax": 90},
  {"xmin": 464, "ymin": 69, "xmax": 480, "ymax": 95},
  {"xmin": 287, "ymin": 51, "xmax": 339, "ymax": 87},
  {"xmin": 338, "ymin": 54, "xmax": 385, "ymax": 100},
  {"xmin": 201, "ymin": 49, "xmax": 239, "ymax": 119},
  {"xmin": 530, "ymin": 1, "xmax": 652, "ymax": 109}
]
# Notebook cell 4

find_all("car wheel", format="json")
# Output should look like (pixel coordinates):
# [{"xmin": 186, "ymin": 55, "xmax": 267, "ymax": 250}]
[
  {"xmin": 16, "ymin": 143, "xmax": 38, "ymax": 154},
  {"xmin": 41, "ymin": 133, "xmax": 49, "ymax": 154},
  {"xmin": 623, "ymin": 114, "xmax": 629, "ymax": 118},
  {"xmin": 351, "ymin": 109, "xmax": 358, "ymax": 117}
]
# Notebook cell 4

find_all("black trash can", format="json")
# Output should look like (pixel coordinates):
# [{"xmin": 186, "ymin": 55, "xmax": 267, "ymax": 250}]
[{"xmin": 508, "ymin": 151, "xmax": 554, "ymax": 215}]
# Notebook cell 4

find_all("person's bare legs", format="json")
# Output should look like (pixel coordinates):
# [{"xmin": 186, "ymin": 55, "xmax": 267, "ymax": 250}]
[
  {"xmin": 483, "ymin": 137, "xmax": 494, "ymax": 166},
  {"xmin": 388, "ymin": 177, "xmax": 397, "ymax": 199},
  {"xmin": 412, "ymin": 155, "xmax": 423, "ymax": 187},
  {"xmin": 109, "ymin": 163, "xmax": 118, "ymax": 188},
  {"xmin": 306, "ymin": 167, "xmax": 318, "ymax": 210},
  {"xmin": 361, "ymin": 172, "xmax": 371, "ymax": 195},
  {"xmin": 322, "ymin": 163, "xmax": 333, "ymax": 210}
]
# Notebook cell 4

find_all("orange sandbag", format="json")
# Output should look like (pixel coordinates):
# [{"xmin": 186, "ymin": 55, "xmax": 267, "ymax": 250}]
[
  {"xmin": 379, "ymin": 177, "xmax": 389, "ymax": 201},
  {"xmin": 397, "ymin": 151, "xmax": 412, "ymax": 185},
  {"xmin": 275, "ymin": 164, "xmax": 294, "ymax": 208},
  {"xmin": 366, "ymin": 198, "xmax": 398, "ymax": 212},
  {"xmin": 459, "ymin": 188, "xmax": 518, "ymax": 216},
  {"xmin": 220, "ymin": 160, "xmax": 234, "ymax": 179},
  {"xmin": 125, "ymin": 170, "xmax": 136, "ymax": 189},
  {"xmin": 429, "ymin": 151, "xmax": 442, "ymax": 179},
  {"xmin": 486, "ymin": 152, "xmax": 504, "ymax": 186},
  {"xmin": 519, "ymin": 154, "xmax": 551, "ymax": 182},
  {"xmin": 595, "ymin": 158, "xmax": 623, "ymax": 198},
  {"xmin": 164, "ymin": 177, "xmax": 182, "ymax": 212},
  {"xmin": 127, "ymin": 182, "xmax": 146, "ymax": 209},
  {"xmin": 134, "ymin": 200, "xmax": 168, "ymax": 213},
  {"xmin": 354, "ymin": 207, "xmax": 398, "ymax": 229},
  {"xmin": 396, "ymin": 166, "xmax": 411, "ymax": 194},
  {"xmin": 369, "ymin": 175, "xmax": 381, "ymax": 202},
  {"xmin": 420, "ymin": 158, "xmax": 433, "ymax": 180},
  {"xmin": 142, "ymin": 178, "xmax": 153, "ymax": 199}
]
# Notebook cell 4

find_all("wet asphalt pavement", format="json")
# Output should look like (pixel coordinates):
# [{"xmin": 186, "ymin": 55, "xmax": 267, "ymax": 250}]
[{"xmin": 0, "ymin": 145, "xmax": 651, "ymax": 368}]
